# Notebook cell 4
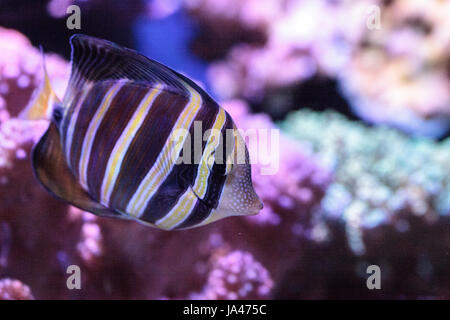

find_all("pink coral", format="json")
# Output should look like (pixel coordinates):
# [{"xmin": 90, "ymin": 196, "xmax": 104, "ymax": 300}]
[
  {"xmin": 333, "ymin": 0, "xmax": 450, "ymax": 136},
  {"xmin": 0, "ymin": 27, "xmax": 68, "ymax": 117},
  {"xmin": 190, "ymin": 250, "xmax": 273, "ymax": 300},
  {"xmin": 186, "ymin": 0, "xmax": 334, "ymax": 100},
  {"xmin": 186, "ymin": 0, "xmax": 450, "ymax": 136},
  {"xmin": 0, "ymin": 27, "xmax": 67, "ymax": 169},
  {"xmin": 0, "ymin": 278, "xmax": 34, "ymax": 300}
]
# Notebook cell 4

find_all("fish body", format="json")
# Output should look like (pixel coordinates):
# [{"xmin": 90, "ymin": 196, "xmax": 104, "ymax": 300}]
[{"xmin": 24, "ymin": 34, "xmax": 262, "ymax": 230}]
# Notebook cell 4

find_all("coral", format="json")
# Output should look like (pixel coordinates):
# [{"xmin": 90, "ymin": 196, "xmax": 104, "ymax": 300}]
[
  {"xmin": 0, "ymin": 278, "xmax": 34, "ymax": 300},
  {"xmin": 190, "ymin": 250, "xmax": 273, "ymax": 300},
  {"xmin": 281, "ymin": 109, "xmax": 450, "ymax": 251},
  {"xmin": 279, "ymin": 109, "xmax": 450, "ymax": 298},
  {"xmin": 331, "ymin": 0, "xmax": 450, "ymax": 137},
  {"xmin": 185, "ymin": 0, "xmax": 450, "ymax": 136},
  {"xmin": 200, "ymin": 0, "xmax": 325, "ymax": 101},
  {"xmin": 0, "ymin": 27, "xmax": 68, "ymax": 117}
]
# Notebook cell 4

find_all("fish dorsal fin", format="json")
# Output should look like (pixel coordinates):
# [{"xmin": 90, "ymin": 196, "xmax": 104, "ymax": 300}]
[
  {"xmin": 33, "ymin": 123, "xmax": 122, "ymax": 219},
  {"xmin": 68, "ymin": 34, "xmax": 210, "ymax": 99}
]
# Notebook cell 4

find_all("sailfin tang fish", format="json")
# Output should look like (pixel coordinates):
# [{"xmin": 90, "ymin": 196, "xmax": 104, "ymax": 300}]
[{"xmin": 26, "ymin": 34, "xmax": 262, "ymax": 230}]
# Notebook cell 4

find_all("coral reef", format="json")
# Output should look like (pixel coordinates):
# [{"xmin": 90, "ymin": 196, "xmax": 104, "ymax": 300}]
[
  {"xmin": 0, "ymin": 278, "xmax": 34, "ymax": 300},
  {"xmin": 197, "ymin": 0, "xmax": 324, "ymax": 101},
  {"xmin": 1, "ymin": 9, "xmax": 449, "ymax": 298},
  {"xmin": 281, "ymin": 109, "xmax": 450, "ymax": 253},
  {"xmin": 279, "ymin": 109, "xmax": 450, "ymax": 298},
  {"xmin": 190, "ymin": 250, "xmax": 273, "ymax": 300},
  {"xmin": 185, "ymin": 0, "xmax": 450, "ymax": 136},
  {"xmin": 0, "ymin": 27, "xmax": 68, "ymax": 117},
  {"xmin": 332, "ymin": 0, "xmax": 450, "ymax": 137}
]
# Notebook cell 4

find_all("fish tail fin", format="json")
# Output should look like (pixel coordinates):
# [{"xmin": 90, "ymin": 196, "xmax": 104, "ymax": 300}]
[{"xmin": 19, "ymin": 47, "xmax": 61, "ymax": 120}]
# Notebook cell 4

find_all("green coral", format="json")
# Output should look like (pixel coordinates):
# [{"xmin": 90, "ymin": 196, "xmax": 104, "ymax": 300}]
[{"xmin": 280, "ymin": 110, "xmax": 450, "ymax": 254}]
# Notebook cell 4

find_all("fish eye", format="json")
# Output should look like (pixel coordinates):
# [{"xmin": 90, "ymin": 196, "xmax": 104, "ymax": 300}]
[
  {"xmin": 52, "ymin": 105, "xmax": 63, "ymax": 123},
  {"xmin": 206, "ymin": 150, "xmax": 215, "ymax": 172}
]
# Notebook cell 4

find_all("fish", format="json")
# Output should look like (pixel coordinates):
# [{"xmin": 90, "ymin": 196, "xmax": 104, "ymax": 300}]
[{"xmin": 21, "ymin": 34, "xmax": 263, "ymax": 230}]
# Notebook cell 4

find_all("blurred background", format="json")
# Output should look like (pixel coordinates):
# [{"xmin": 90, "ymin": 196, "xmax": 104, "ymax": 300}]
[{"xmin": 0, "ymin": 0, "xmax": 449, "ymax": 299}]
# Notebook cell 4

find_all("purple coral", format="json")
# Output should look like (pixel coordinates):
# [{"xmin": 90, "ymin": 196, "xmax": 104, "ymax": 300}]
[
  {"xmin": 190, "ymin": 250, "xmax": 273, "ymax": 300},
  {"xmin": 0, "ymin": 27, "xmax": 68, "ymax": 117},
  {"xmin": 184, "ymin": 0, "xmax": 450, "ymax": 137}
]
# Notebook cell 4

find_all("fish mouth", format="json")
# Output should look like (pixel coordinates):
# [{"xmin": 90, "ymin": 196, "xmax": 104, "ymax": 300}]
[
  {"xmin": 256, "ymin": 197, "xmax": 264, "ymax": 210},
  {"xmin": 247, "ymin": 197, "xmax": 263, "ymax": 216}
]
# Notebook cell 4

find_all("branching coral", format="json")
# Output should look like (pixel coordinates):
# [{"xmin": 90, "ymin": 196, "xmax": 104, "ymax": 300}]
[{"xmin": 190, "ymin": 250, "xmax": 273, "ymax": 300}]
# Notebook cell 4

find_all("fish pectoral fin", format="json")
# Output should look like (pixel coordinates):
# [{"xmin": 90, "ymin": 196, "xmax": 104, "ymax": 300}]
[{"xmin": 33, "ymin": 123, "xmax": 121, "ymax": 219}]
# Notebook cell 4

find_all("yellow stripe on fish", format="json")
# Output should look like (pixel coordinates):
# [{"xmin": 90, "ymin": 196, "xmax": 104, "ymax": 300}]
[
  {"xmin": 100, "ymin": 84, "xmax": 164, "ymax": 206},
  {"xmin": 126, "ymin": 83, "xmax": 202, "ymax": 217},
  {"xmin": 64, "ymin": 82, "xmax": 94, "ymax": 168},
  {"xmin": 192, "ymin": 108, "xmax": 226, "ymax": 199},
  {"xmin": 155, "ymin": 188, "xmax": 199, "ymax": 230},
  {"xmin": 78, "ymin": 81, "xmax": 124, "ymax": 189}
]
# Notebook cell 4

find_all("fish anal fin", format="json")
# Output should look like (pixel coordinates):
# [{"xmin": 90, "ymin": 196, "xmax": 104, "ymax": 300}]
[{"xmin": 33, "ymin": 123, "xmax": 120, "ymax": 218}]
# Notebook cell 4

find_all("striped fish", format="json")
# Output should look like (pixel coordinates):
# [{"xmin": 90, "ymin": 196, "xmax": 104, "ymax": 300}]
[{"xmin": 21, "ymin": 34, "xmax": 262, "ymax": 230}]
